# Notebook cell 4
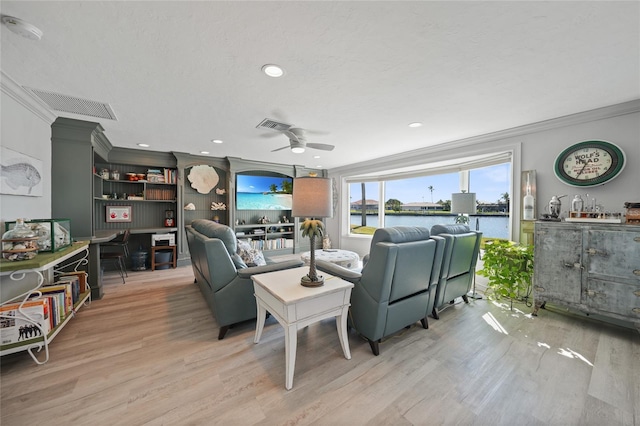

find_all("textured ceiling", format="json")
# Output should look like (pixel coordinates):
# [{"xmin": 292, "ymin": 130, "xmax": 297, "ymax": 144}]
[{"xmin": 1, "ymin": 1, "xmax": 638, "ymax": 170}]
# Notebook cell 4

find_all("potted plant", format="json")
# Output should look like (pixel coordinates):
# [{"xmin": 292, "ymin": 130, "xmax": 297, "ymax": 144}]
[{"xmin": 477, "ymin": 239, "xmax": 534, "ymax": 310}]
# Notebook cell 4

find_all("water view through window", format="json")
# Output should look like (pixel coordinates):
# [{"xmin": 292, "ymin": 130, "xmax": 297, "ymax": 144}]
[{"xmin": 349, "ymin": 163, "xmax": 510, "ymax": 239}]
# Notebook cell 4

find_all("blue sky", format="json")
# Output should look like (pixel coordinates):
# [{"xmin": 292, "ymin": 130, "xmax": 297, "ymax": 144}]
[
  {"xmin": 236, "ymin": 175, "xmax": 292, "ymax": 193},
  {"xmin": 350, "ymin": 163, "xmax": 510, "ymax": 204}
]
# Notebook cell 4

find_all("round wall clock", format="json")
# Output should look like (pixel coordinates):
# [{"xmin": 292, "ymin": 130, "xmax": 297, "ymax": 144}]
[{"xmin": 553, "ymin": 140, "xmax": 626, "ymax": 187}]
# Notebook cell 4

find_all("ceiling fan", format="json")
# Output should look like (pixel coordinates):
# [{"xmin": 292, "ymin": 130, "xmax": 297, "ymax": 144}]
[
  {"xmin": 256, "ymin": 118, "xmax": 335, "ymax": 154},
  {"xmin": 272, "ymin": 128, "xmax": 335, "ymax": 153}
]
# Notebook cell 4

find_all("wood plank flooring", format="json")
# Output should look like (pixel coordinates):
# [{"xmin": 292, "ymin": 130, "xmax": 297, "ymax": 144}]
[{"xmin": 1, "ymin": 266, "xmax": 639, "ymax": 425}]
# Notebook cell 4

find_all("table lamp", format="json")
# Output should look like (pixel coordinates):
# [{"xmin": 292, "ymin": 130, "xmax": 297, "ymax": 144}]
[
  {"xmin": 451, "ymin": 191, "xmax": 476, "ymax": 224},
  {"xmin": 292, "ymin": 176, "xmax": 333, "ymax": 287}
]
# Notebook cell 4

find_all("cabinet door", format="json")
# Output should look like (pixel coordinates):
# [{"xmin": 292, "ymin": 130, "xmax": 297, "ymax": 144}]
[
  {"xmin": 585, "ymin": 229, "xmax": 640, "ymax": 283},
  {"xmin": 584, "ymin": 278, "xmax": 640, "ymax": 319},
  {"xmin": 534, "ymin": 224, "xmax": 583, "ymax": 304}
]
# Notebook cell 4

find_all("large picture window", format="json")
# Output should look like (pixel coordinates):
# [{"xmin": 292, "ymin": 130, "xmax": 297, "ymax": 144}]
[{"xmin": 347, "ymin": 161, "xmax": 511, "ymax": 239}]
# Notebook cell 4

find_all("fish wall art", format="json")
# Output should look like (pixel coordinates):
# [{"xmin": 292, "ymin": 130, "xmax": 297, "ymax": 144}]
[{"xmin": 1, "ymin": 147, "xmax": 44, "ymax": 197}]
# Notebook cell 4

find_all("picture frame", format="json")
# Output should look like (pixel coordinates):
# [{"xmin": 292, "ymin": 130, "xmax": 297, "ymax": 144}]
[{"xmin": 106, "ymin": 205, "xmax": 132, "ymax": 222}]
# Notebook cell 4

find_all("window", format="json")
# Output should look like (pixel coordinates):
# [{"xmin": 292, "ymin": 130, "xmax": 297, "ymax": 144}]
[
  {"xmin": 349, "ymin": 182, "xmax": 379, "ymax": 234},
  {"xmin": 347, "ymin": 162, "xmax": 511, "ymax": 239}
]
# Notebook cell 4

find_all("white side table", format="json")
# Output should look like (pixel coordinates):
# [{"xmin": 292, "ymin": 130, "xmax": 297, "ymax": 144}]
[
  {"xmin": 300, "ymin": 249, "xmax": 360, "ymax": 270},
  {"xmin": 252, "ymin": 268, "xmax": 354, "ymax": 390}
]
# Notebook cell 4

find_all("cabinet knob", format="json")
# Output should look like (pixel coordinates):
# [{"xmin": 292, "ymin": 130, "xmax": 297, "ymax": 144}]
[
  {"xmin": 634, "ymin": 290, "xmax": 640, "ymax": 297},
  {"xmin": 633, "ymin": 270, "xmax": 640, "ymax": 276},
  {"xmin": 633, "ymin": 308, "xmax": 640, "ymax": 314},
  {"xmin": 634, "ymin": 237, "xmax": 640, "ymax": 243}
]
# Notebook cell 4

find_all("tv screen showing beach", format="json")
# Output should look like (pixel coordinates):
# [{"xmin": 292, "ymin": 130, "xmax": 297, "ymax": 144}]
[{"xmin": 236, "ymin": 175, "xmax": 293, "ymax": 210}]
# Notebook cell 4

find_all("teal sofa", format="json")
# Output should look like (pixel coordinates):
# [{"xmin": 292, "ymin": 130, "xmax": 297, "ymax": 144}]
[
  {"xmin": 185, "ymin": 219, "xmax": 303, "ymax": 339},
  {"xmin": 316, "ymin": 226, "xmax": 444, "ymax": 355}
]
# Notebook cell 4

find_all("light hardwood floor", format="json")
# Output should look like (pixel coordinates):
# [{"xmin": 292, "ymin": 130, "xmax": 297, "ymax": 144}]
[{"xmin": 2, "ymin": 266, "xmax": 639, "ymax": 425}]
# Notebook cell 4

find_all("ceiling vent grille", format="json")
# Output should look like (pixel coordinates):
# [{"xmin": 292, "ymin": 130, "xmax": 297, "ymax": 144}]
[
  {"xmin": 24, "ymin": 87, "xmax": 118, "ymax": 120},
  {"xmin": 256, "ymin": 118, "xmax": 292, "ymax": 132}
]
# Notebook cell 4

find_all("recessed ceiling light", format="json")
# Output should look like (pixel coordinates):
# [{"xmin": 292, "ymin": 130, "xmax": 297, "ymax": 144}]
[
  {"xmin": 261, "ymin": 64, "xmax": 285, "ymax": 78},
  {"xmin": 291, "ymin": 147, "xmax": 305, "ymax": 154},
  {"xmin": 137, "ymin": 143, "xmax": 150, "ymax": 148},
  {"xmin": 408, "ymin": 122, "xmax": 423, "ymax": 128},
  {"xmin": 200, "ymin": 151, "xmax": 210, "ymax": 155},
  {"xmin": 313, "ymin": 155, "xmax": 321, "ymax": 159},
  {"xmin": 1, "ymin": 16, "xmax": 43, "ymax": 41},
  {"xmin": 211, "ymin": 139, "xmax": 223, "ymax": 144},
  {"xmin": 316, "ymin": 165, "xmax": 323, "ymax": 168}
]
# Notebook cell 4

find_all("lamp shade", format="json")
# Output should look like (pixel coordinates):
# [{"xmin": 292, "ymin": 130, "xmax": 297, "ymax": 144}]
[
  {"xmin": 292, "ymin": 177, "xmax": 333, "ymax": 218},
  {"xmin": 451, "ymin": 192, "xmax": 477, "ymax": 214}
]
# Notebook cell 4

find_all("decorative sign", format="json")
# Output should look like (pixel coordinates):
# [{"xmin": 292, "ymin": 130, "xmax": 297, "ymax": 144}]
[{"xmin": 106, "ymin": 206, "xmax": 132, "ymax": 222}]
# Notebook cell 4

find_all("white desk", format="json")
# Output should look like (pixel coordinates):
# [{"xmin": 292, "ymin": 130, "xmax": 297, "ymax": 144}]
[{"xmin": 252, "ymin": 268, "xmax": 354, "ymax": 390}]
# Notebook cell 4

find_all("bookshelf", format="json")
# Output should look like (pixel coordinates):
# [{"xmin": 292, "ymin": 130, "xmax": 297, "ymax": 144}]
[
  {"xmin": 235, "ymin": 222, "xmax": 296, "ymax": 253},
  {"xmin": 0, "ymin": 242, "xmax": 92, "ymax": 364}
]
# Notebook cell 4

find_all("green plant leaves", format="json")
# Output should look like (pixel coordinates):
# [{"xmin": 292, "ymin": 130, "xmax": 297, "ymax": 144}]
[{"xmin": 478, "ymin": 239, "xmax": 534, "ymax": 309}]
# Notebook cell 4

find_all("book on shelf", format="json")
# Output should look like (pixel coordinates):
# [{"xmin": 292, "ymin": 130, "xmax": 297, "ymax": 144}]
[
  {"xmin": 59, "ymin": 271, "xmax": 87, "ymax": 293},
  {"xmin": 38, "ymin": 284, "xmax": 73, "ymax": 315},
  {"xmin": 0, "ymin": 299, "xmax": 51, "ymax": 346}
]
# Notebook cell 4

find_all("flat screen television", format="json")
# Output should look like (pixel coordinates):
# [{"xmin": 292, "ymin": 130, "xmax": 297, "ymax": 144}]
[{"xmin": 236, "ymin": 174, "xmax": 293, "ymax": 210}]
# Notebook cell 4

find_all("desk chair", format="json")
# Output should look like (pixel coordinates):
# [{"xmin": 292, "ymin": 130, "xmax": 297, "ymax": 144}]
[{"xmin": 100, "ymin": 229, "xmax": 130, "ymax": 283}]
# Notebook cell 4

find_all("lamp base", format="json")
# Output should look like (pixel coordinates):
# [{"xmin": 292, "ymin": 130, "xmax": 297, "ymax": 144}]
[
  {"xmin": 467, "ymin": 291, "xmax": 483, "ymax": 300},
  {"xmin": 300, "ymin": 274, "xmax": 325, "ymax": 287}
]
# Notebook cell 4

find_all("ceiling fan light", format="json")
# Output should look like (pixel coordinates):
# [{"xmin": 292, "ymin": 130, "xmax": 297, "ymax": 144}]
[
  {"xmin": 262, "ymin": 64, "xmax": 284, "ymax": 78},
  {"xmin": 291, "ymin": 146, "xmax": 305, "ymax": 154},
  {"xmin": 1, "ymin": 16, "xmax": 43, "ymax": 40}
]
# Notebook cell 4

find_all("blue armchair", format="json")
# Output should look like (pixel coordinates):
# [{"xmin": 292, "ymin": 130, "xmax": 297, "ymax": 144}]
[
  {"xmin": 185, "ymin": 219, "xmax": 303, "ymax": 339},
  {"xmin": 316, "ymin": 226, "xmax": 444, "ymax": 355},
  {"xmin": 430, "ymin": 224, "xmax": 482, "ymax": 319}
]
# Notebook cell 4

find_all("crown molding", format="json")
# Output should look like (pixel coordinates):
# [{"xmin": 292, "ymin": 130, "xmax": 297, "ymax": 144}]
[
  {"xmin": 330, "ymin": 99, "xmax": 640, "ymax": 175},
  {"xmin": 1, "ymin": 70, "xmax": 56, "ymax": 123}
]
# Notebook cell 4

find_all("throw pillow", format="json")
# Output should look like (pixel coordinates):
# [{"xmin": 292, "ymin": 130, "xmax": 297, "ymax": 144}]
[{"xmin": 236, "ymin": 239, "xmax": 267, "ymax": 267}]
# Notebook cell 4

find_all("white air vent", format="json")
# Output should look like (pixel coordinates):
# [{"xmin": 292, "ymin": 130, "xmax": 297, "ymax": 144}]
[
  {"xmin": 24, "ymin": 87, "xmax": 118, "ymax": 120},
  {"xmin": 256, "ymin": 118, "xmax": 292, "ymax": 132}
]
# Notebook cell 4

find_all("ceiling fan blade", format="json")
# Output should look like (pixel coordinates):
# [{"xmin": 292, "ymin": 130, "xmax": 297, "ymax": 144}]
[
  {"xmin": 307, "ymin": 143, "xmax": 335, "ymax": 151},
  {"xmin": 304, "ymin": 129, "xmax": 330, "ymax": 136},
  {"xmin": 258, "ymin": 132, "xmax": 283, "ymax": 138},
  {"xmin": 271, "ymin": 145, "xmax": 291, "ymax": 152},
  {"xmin": 283, "ymin": 130, "xmax": 300, "ymax": 143}
]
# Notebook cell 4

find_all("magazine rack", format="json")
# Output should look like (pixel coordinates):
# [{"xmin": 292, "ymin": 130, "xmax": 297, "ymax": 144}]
[{"xmin": 0, "ymin": 242, "xmax": 91, "ymax": 364}]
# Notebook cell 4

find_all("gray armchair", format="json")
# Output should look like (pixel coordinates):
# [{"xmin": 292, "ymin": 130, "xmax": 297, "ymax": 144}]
[
  {"xmin": 185, "ymin": 219, "xmax": 303, "ymax": 339},
  {"xmin": 430, "ymin": 224, "xmax": 482, "ymax": 319},
  {"xmin": 316, "ymin": 226, "xmax": 444, "ymax": 355}
]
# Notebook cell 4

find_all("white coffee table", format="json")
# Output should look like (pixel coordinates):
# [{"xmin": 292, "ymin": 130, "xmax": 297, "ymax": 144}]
[
  {"xmin": 252, "ymin": 267, "xmax": 354, "ymax": 390},
  {"xmin": 300, "ymin": 249, "xmax": 360, "ymax": 270}
]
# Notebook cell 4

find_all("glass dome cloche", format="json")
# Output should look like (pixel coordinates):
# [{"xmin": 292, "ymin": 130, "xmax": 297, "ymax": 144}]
[{"xmin": 2, "ymin": 218, "xmax": 39, "ymax": 261}]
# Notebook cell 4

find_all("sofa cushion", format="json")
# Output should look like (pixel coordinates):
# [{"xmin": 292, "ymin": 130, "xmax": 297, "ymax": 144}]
[
  {"xmin": 236, "ymin": 239, "xmax": 267, "ymax": 267},
  {"xmin": 191, "ymin": 219, "xmax": 247, "ymax": 269}
]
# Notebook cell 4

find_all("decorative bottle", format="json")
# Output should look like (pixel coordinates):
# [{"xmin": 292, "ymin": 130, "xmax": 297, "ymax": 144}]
[
  {"xmin": 571, "ymin": 195, "xmax": 583, "ymax": 213},
  {"xmin": 523, "ymin": 174, "xmax": 535, "ymax": 220}
]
